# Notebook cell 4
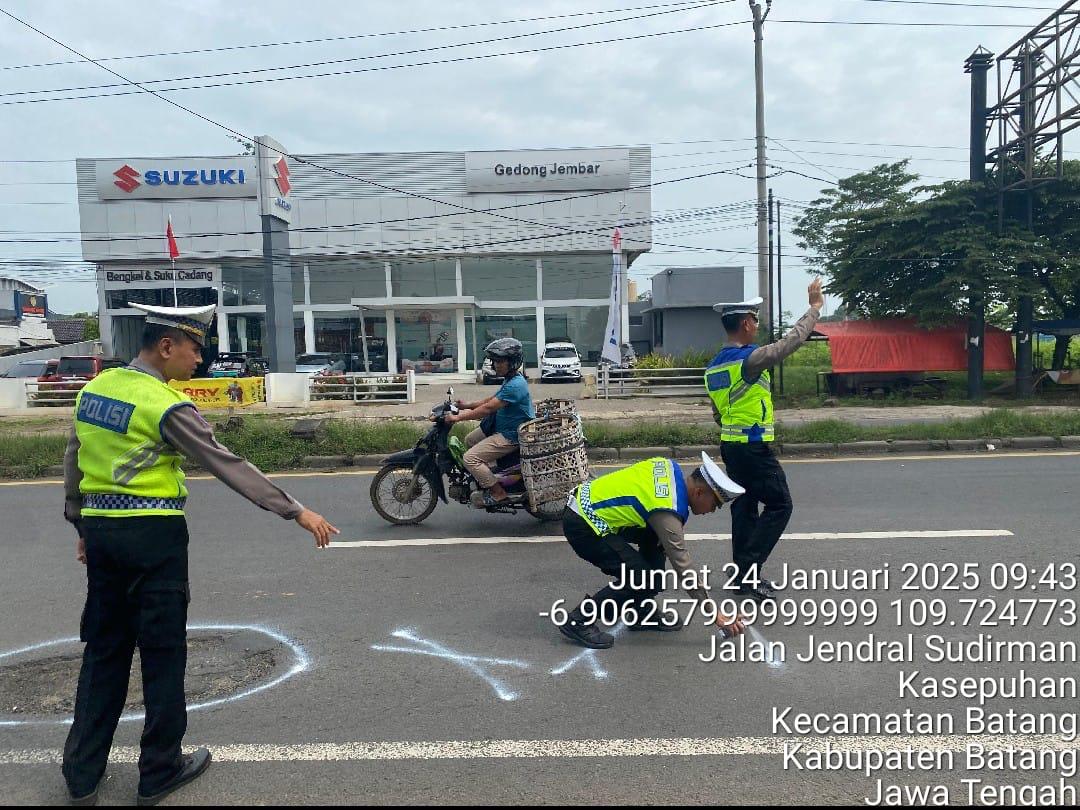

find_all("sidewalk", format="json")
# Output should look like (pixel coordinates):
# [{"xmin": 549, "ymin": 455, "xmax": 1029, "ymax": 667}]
[{"xmin": 2, "ymin": 380, "xmax": 1078, "ymax": 432}]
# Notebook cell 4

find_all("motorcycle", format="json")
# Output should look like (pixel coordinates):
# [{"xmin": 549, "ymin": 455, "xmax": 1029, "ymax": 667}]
[{"xmin": 370, "ymin": 387, "xmax": 567, "ymax": 525}]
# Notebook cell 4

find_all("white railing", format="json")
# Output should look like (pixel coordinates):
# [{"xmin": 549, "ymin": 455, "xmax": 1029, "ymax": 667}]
[
  {"xmin": 597, "ymin": 365, "xmax": 708, "ymax": 399},
  {"xmin": 308, "ymin": 370, "xmax": 416, "ymax": 404},
  {"xmin": 25, "ymin": 379, "xmax": 86, "ymax": 407}
]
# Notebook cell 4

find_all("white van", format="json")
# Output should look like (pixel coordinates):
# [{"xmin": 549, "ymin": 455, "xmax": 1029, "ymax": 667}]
[{"xmin": 540, "ymin": 340, "xmax": 582, "ymax": 383}]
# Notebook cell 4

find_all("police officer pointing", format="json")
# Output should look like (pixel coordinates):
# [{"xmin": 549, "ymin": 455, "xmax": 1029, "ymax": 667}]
[
  {"xmin": 61, "ymin": 303, "xmax": 338, "ymax": 806},
  {"xmin": 705, "ymin": 278, "xmax": 824, "ymax": 601}
]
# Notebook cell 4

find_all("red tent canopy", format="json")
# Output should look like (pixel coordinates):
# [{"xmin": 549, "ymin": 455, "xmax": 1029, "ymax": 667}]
[{"xmin": 812, "ymin": 319, "xmax": 1015, "ymax": 374}]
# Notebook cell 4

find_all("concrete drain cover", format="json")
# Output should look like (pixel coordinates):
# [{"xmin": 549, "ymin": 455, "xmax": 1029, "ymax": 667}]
[{"xmin": 0, "ymin": 627, "xmax": 294, "ymax": 720}]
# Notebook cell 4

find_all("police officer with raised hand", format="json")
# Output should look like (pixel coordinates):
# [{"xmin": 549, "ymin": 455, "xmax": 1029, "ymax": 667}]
[
  {"xmin": 706, "ymin": 278, "xmax": 824, "ymax": 602},
  {"xmin": 61, "ymin": 303, "xmax": 338, "ymax": 806},
  {"xmin": 557, "ymin": 453, "xmax": 747, "ymax": 649}
]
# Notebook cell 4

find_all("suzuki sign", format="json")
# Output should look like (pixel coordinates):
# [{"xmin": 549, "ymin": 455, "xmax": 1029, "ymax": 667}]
[{"xmin": 96, "ymin": 158, "xmax": 258, "ymax": 200}]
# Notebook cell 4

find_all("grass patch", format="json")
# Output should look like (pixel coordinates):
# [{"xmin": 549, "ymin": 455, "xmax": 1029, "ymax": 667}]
[
  {"xmin": 0, "ymin": 433, "xmax": 69, "ymax": 476},
  {"xmin": 2, "ymin": 409, "xmax": 1078, "ymax": 478}
]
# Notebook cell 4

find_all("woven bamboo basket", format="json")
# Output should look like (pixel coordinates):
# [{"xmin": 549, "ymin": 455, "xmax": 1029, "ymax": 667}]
[{"xmin": 518, "ymin": 407, "xmax": 589, "ymax": 509}]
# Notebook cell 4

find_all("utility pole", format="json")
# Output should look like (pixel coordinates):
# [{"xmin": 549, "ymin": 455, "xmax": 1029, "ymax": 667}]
[
  {"xmin": 776, "ymin": 195, "xmax": 785, "ymax": 396},
  {"xmin": 1015, "ymin": 47, "xmax": 1037, "ymax": 397},
  {"xmin": 767, "ymin": 187, "xmax": 775, "ymax": 342},
  {"xmin": 751, "ymin": 0, "xmax": 772, "ymax": 321},
  {"xmin": 965, "ymin": 47, "xmax": 992, "ymax": 401}
]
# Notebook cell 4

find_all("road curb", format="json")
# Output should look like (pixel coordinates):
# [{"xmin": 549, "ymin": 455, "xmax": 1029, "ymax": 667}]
[{"xmin": 5, "ymin": 436, "xmax": 1078, "ymax": 482}]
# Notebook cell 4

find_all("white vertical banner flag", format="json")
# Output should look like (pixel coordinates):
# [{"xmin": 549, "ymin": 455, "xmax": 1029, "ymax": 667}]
[{"xmin": 600, "ymin": 226, "xmax": 624, "ymax": 365}]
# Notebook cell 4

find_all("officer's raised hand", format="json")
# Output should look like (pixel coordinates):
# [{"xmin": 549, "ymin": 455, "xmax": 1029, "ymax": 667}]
[
  {"xmin": 296, "ymin": 507, "xmax": 339, "ymax": 548},
  {"xmin": 809, "ymin": 277, "xmax": 825, "ymax": 311}
]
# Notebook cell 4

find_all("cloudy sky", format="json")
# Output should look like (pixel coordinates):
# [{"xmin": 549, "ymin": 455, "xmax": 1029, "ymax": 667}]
[{"xmin": 0, "ymin": 0, "xmax": 1059, "ymax": 315}]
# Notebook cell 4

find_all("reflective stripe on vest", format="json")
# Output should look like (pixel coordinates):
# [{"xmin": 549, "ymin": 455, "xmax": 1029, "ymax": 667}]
[
  {"xmin": 75, "ymin": 367, "xmax": 193, "ymax": 518},
  {"xmin": 704, "ymin": 354, "xmax": 775, "ymax": 444},
  {"xmin": 575, "ymin": 457, "xmax": 689, "ymax": 536}
]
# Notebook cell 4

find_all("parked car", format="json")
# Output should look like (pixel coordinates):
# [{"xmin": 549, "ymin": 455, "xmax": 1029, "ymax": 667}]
[
  {"xmin": 296, "ymin": 353, "xmax": 348, "ymax": 376},
  {"xmin": 1, "ymin": 358, "xmax": 57, "ymax": 380},
  {"xmin": 539, "ymin": 341, "xmax": 582, "ymax": 383},
  {"xmin": 48, "ymin": 356, "xmax": 125, "ymax": 382},
  {"xmin": 208, "ymin": 353, "xmax": 268, "ymax": 378}
]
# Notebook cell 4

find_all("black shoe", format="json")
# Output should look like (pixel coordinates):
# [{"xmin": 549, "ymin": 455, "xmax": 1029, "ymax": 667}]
[
  {"xmin": 136, "ymin": 748, "xmax": 211, "ymax": 806},
  {"xmin": 67, "ymin": 783, "xmax": 99, "ymax": 806},
  {"xmin": 737, "ymin": 580, "xmax": 777, "ymax": 602},
  {"xmin": 558, "ymin": 619, "xmax": 614, "ymax": 649}
]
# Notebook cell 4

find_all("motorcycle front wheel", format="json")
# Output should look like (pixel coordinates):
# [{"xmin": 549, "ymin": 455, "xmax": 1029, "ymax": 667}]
[{"xmin": 370, "ymin": 463, "xmax": 438, "ymax": 525}]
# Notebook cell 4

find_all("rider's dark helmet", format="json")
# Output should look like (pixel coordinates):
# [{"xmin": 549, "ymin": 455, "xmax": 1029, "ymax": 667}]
[{"xmin": 484, "ymin": 337, "xmax": 524, "ymax": 373}]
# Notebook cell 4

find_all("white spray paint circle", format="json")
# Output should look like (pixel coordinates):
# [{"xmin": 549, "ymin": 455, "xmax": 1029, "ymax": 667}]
[{"xmin": 0, "ymin": 623, "xmax": 310, "ymax": 727}]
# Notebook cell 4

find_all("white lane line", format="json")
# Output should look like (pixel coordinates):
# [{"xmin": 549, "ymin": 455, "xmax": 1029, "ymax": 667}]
[
  {"xmin": 0, "ymin": 734, "xmax": 1074, "ymax": 765},
  {"xmin": 3, "ymin": 450, "xmax": 1078, "ymax": 487},
  {"xmin": 331, "ymin": 529, "xmax": 1014, "ymax": 549}
]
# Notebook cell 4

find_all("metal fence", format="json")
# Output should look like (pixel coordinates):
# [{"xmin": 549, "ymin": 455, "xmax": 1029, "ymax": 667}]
[
  {"xmin": 308, "ymin": 370, "xmax": 416, "ymax": 404},
  {"xmin": 25, "ymin": 379, "xmax": 86, "ymax": 407},
  {"xmin": 597, "ymin": 366, "xmax": 708, "ymax": 398}
]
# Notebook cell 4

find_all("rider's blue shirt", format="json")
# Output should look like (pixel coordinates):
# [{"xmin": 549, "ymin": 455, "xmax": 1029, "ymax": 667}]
[{"xmin": 494, "ymin": 373, "xmax": 534, "ymax": 442}]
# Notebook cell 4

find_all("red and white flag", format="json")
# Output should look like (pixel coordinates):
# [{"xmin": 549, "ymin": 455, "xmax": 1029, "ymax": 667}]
[{"xmin": 166, "ymin": 217, "xmax": 180, "ymax": 260}]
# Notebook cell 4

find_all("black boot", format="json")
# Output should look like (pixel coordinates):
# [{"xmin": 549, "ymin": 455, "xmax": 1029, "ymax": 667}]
[
  {"xmin": 558, "ymin": 600, "xmax": 614, "ymax": 649},
  {"xmin": 136, "ymin": 748, "xmax": 211, "ymax": 806}
]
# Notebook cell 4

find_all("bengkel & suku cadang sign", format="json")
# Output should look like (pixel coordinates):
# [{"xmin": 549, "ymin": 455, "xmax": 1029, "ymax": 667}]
[{"xmin": 96, "ymin": 158, "xmax": 258, "ymax": 200}]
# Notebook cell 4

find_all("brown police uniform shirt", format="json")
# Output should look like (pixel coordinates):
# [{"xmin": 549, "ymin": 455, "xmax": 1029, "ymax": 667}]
[{"xmin": 64, "ymin": 358, "xmax": 303, "ymax": 524}]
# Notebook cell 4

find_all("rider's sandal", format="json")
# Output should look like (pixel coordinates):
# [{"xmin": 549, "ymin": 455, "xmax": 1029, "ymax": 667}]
[{"xmin": 471, "ymin": 491, "xmax": 506, "ymax": 509}]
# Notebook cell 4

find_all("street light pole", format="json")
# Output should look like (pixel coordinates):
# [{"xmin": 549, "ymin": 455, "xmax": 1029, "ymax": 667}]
[{"xmin": 751, "ymin": 0, "xmax": 773, "ymax": 321}]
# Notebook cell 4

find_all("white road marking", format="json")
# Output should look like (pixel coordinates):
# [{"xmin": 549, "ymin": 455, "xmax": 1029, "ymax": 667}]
[
  {"xmin": 0, "ymin": 624, "xmax": 309, "ymax": 728},
  {"xmin": 371, "ymin": 628, "xmax": 527, "ymax": 702},
  {"xmin": 2, "ymin": 450, "xmax": 1078, "ymax": 487},
  {"xmin": 332, "ymin": 529, "xmax": 1014, "ymax": 549},
  {"xmin": 1, "ymin": 734, "xmax": 1075, "ymax": 765},
  {"xmin": 550, "ymin": 624, "xmax": 627, "ymax": 679}
]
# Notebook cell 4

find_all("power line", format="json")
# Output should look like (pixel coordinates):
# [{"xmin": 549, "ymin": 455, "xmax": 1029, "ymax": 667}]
[
  {"xmin": 839, "ymin": 0, "xmax": 1055, "ymax": 9},
  {"xmin": 0, "ymin": 1, "xmax": 730, "ymax": 100},
  {"xmin": 772, "ymin": 18, "xmax": 1032, "ymax": 26},
  {"xmin": 0, "ymin": 19, "xmax": 749, "ymax": 107},
  {"xmin": 0, "ymin": 0, "xmax": 730, "ymax": 71}
]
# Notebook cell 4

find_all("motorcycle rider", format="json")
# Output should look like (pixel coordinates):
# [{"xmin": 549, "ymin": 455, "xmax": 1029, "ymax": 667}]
[{"xmin": 445, "ymin": 338, "xmax": 535, "ymax": 508}]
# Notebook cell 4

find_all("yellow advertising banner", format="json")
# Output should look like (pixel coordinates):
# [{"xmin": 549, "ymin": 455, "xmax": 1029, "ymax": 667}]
[{"xmin": 168, "ymin": 377, "xmax": 266, "ymax": 408}]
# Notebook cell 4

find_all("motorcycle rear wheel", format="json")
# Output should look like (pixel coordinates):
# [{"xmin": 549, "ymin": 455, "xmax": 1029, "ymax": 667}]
[
  {"xmin": 370, "ymin": 463, "xmax": 438, "ymax": 525},
  {"xmin": 526, "ymin": 499, "xmax": 567, "ymax": 522}
]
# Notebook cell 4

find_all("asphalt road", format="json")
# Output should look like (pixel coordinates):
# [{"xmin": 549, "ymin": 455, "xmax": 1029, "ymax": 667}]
[{"xmin": 1, "ymin": 451, "xmax": 1078, "ymax": 805}]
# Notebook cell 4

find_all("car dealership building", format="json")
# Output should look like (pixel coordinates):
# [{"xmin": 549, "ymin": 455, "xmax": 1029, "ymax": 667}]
[{"xmin": 76, "ymin": 144, "xmax": 652, "ymax": 373}]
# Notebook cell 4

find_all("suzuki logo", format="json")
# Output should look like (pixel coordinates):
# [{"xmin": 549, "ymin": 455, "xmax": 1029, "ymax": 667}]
[
  {"xmin": 113, "ymin": 164, "xmax": 141, "ymax": 193},
  {"xmin": 273, "ymin": 157, "xmax": 290, "ymax": 196}
]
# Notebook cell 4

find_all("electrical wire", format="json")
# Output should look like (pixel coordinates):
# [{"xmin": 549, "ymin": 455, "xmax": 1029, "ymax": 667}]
[{"xmin": 0, "ymin": 0, "xmax": 733, "ymax": 71}]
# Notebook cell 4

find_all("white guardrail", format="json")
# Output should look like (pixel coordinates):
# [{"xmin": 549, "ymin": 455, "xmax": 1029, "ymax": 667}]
[
  {"xmin": 308, "ymin": 370, "xmax": 416, "ymax": 404},
  {"xmin": 25, "ymin": 379, "xmax": 87, "ymax": 407},
  {"xmin": 597, "ymin": 366, "xmax": 708, "ymax": 399}
]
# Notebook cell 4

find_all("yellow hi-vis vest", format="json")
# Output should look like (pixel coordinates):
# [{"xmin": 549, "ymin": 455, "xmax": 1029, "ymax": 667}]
[
  {"xmin": 704, "ymin": 346, "xmax": 775, "ymax": 443},
  {"xmin": 575, "ymin": 457, "xmax": 689, "ymax": 536},
  {"xmin": 74, "ymin": 367, "xmax": 193, "ymax": 517}
]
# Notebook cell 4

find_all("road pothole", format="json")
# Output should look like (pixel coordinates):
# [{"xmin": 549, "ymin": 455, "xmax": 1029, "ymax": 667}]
[{"xmin": 0, "ymin": 627, "xmax": 296, "ymax": 720}]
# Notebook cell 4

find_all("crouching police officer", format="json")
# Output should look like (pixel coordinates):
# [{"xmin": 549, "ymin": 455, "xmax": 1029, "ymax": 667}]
[
  {"xmin": 61, "ymin": 303, "xmax": 338, "ymax": 806},
  {"xmin": 706, "ymin": 278, "xmax": 824, "ymax": 601},
  {"xmin": 557, "ymin": 453, "xmax": 747, "ymax": 649}
]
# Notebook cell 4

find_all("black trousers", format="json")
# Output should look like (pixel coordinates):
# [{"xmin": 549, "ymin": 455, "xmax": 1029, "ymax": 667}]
[
  {"xmin": 62, "ymin": 516, "xmax": 190, "ymax": 797},
  {"xmin": 720, "ymin": 442, "xmax": 793, "ymax": 583},
  {"xmin": 563, "ymin": 511, "xmax": 666, "ymax": 609}
]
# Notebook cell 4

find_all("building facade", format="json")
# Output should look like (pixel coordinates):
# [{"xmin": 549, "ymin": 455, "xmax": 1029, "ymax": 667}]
[
  {"xmin": 640, "ymin": 266, "xmax": 744, "ymax": 358},
  {"xmin": 76, "ymin": 146, "xmax": 652, "ymax": 372}
]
